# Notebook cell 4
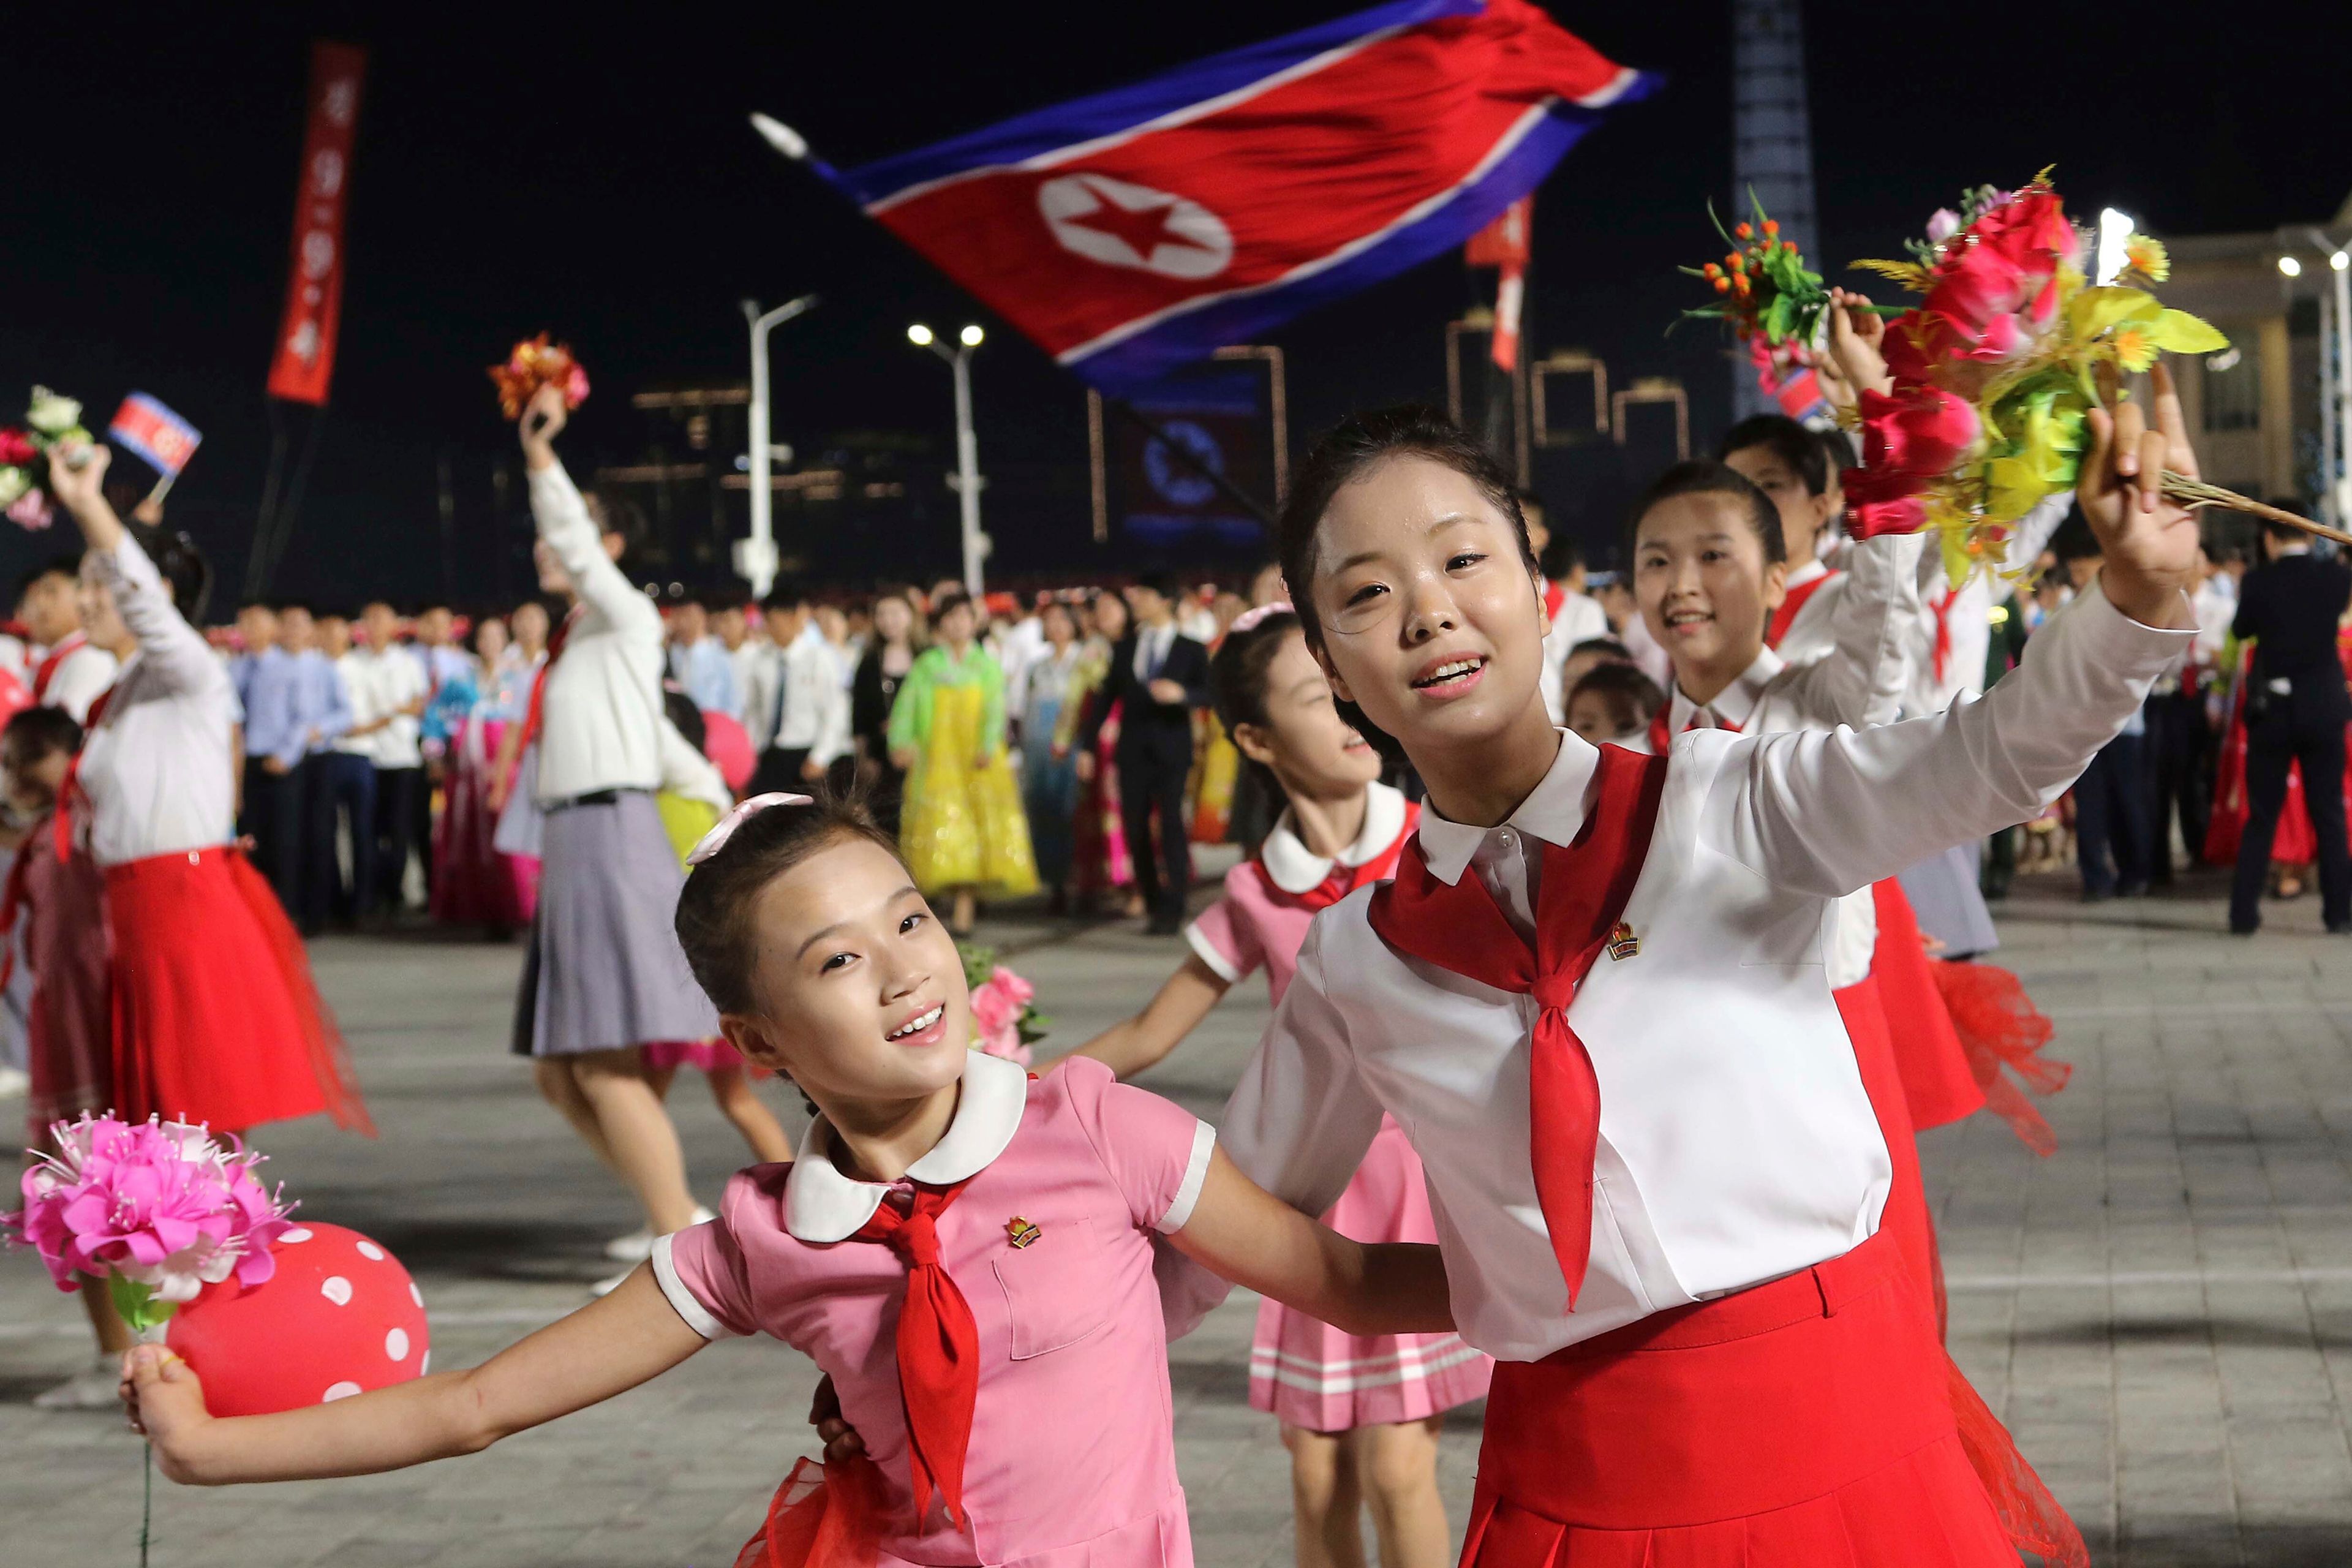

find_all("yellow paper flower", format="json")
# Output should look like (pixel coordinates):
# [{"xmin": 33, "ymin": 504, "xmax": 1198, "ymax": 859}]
[
  {"xmin": 2111, "ymin": 322, "xmax": 2159, "ymax": 373},
  {"xmin": 2122, "ymin": 234, "xmax": 2169, "ymax": 284}
]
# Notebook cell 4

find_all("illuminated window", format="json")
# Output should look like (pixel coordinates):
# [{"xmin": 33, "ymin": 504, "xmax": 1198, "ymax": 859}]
[{"xmin": 2203, "ymin": 342, "xmax": 2260, "ymax": 432}]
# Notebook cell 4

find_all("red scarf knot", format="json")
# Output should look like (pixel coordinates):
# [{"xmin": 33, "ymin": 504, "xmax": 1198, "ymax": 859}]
[{"xmin": 851, "ymin": 1178, "xmax": 978, "ymax": 1534}]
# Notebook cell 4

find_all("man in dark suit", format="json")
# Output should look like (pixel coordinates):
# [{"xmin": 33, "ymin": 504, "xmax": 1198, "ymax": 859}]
[
  {"xmin": 1084, "ymin": 570, "xmax": 1210, "ymax": 934},
  {"xmin": 2230, "ymin": 516, "xmax": 2352, "ymax": 934}
]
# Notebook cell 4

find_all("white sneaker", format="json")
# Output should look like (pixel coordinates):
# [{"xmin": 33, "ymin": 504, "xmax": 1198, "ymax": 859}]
[
  {"xmin": 0, "ymin": 1065, "xmax": 28, "ymax": 1101},
  {"xmin": 34, "ymin": 1356, "xmax": 123, "ymax": 1411},
  {"xmin": 604, "ymin": 1204, "xmax": 714, "ymax": 1262}
]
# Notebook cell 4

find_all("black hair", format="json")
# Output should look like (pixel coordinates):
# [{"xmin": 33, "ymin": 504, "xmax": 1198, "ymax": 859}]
[
  {"xmin": 662, "ymin": 685, "xmax": 707, "ymax": 753},
  {"xmin": 1539, "ymin": 533, "xmax": 1583, "ymax": 581},
  {"xmin": 1207, "ymin": 606, "xmax": 1303, "ymax": 809},
  {"xmin": 674, "ymin": 790, "xmax": 902, "ymax": 1016},
  {"xmin": 2, "ymin": 704, "xmax": 81, "ymax": 767},
  {"xmin": 1276, "ymin": 405, "xmax": 1532, "ymax": 652},
  {"xmin": 1626, "ymin": 461, "xmax": 1785, "ymax": 566},
  {"xmin": 1133, "ymin": 568, "xmax": 1183, "ymax": 603},
  {"xmin": 1814, "ymin": 425, "xmax": 1857, "ymax": 476},
  {"xmin": 1564, "ymin": 662, "xmax": 1665, "ymax": 737},
  {"xmin": 1567, "ymin": 636, "xmax": 1632, "ymax": 663},
  {"xmin": 1719, "ymin": 414, "xmax": 1830, "ymax": 497},
  {"xmin": 2261, "ymin": 500, "xmax": 2311, "ymax": 546},
  {"xmin": 17, "ymin": 554, "xmax": 81, "ymax": 600},
  {"xmin": 761, "ymin": 579, "xmax": 812, "ymax": 614},
  {"xmin": 931, "ymin": 588, "xmax": 974, "ymax": 625},
  {"xmin": 582, "ymin": 490, "xmax": 647, "ymax": 559},
  {"xmin": 2049, "ymin": 505, "xmax": 2101, "ymax": 564},
  {"xmin": 128, "ymin": 523, "xmax": 214, "ymax": 623}
]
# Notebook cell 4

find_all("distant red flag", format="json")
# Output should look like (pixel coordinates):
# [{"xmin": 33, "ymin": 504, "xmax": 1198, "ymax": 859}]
[
  {"xmin": 1467, "ymin": 197, "xmax": 1532, "ymax": 369},
  {"xmin": 265, "ymin": 42, "xmax": 366, "ymax": 406}
]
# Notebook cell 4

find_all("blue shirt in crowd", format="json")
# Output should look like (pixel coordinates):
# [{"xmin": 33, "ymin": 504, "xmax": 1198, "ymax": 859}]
[{"xmin": 668, "ymin": 637, "xmax": 739, "ymax": 716}]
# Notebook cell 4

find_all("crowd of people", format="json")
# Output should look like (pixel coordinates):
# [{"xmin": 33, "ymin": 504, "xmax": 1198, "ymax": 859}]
[{"xmin": 7, "ymin": 292, "xmax": 2339, "ymax": 1568}]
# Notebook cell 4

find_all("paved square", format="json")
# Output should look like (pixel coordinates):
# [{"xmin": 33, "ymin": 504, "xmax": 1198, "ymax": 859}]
[{"xmin": 7, "ymin": 869, "xmax": 2352, "ymax": 1565}]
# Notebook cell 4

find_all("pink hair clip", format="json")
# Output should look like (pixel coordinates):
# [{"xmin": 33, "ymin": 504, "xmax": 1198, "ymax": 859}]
[
  {"xmin": 1227, "ymin": 601, "xmax": 1293, "ymax": 635},
  {"xmin": 685, "ymin": 793, "xmax": 813, "ymax": 866}
]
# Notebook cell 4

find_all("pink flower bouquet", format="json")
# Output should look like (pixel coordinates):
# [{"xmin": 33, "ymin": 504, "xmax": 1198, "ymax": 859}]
[
  {"xmin": 5, "ymin": 1114, "xmax": 296, "ymax": 1336},
  {"xmin": 957, "ymin": 941, "xmax": 1050, "ymax": 1066}
]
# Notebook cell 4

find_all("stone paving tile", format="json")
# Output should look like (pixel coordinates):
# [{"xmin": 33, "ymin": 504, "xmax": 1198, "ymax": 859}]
[{"xmin": 13, "ymin": 869, "xmax": 2352, "ymax": 1562}]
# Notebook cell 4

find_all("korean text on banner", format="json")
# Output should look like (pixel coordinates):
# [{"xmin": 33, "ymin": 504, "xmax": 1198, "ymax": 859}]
[
  {"xmin": 108, "ymin": 394, "xmax": 203, "ymax": 478},
  {"xmin": 265, "ymin": 41, "xmax": 368, "ymax": 406}
]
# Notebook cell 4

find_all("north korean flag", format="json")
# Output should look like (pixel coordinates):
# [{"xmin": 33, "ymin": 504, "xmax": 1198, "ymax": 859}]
[{"xmin": 780, "ymin": 0, "xmax": 1657, "ymax": 392}]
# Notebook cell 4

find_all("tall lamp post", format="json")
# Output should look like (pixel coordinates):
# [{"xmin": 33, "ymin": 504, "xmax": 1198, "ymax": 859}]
[
  {"xmin": 737, "ymin": 293, "xmax": 818, "ymax": 598},
  {"xmin": 908, "ymin": 323, "xmax": 989, "ymax": 597}
]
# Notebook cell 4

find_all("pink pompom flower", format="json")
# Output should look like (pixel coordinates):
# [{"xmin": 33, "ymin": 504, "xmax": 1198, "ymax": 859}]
[{"xmin": 6, "ymin": 1115, "xmax": 298, "ymax": 1316}]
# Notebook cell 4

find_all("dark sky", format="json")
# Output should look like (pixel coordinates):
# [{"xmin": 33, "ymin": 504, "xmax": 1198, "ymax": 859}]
[{"xmin": 9, "ymin": 2, "xmax": 2348, "ymax": 608}]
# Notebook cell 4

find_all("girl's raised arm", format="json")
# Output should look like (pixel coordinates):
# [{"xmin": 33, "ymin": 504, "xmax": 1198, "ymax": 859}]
[
  {"xmin": 127, "ymin": 1265, "xmax": 706, "ymax": 1487},
  {"xmin": 1167, "ymin": 1145, "xmax": 1452, "ymax": 1338},
  {"xmin": 1069, "ymin": 953, "xmax": 1231, "ymax": 1079}
]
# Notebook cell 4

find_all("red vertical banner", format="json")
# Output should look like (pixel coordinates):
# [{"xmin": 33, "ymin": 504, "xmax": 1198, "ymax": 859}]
[
  {"xmin": 265, "ymin": 42, "xmax": 367, "ymax": 405},
  {"xmin": 1466, "ymin": 197, "xmax": 1532, "ymax": 373}
]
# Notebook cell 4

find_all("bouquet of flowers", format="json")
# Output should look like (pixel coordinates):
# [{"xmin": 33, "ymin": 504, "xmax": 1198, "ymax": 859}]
[
  {"xmin": 488, "ymin": 334, "xmax": 590, "ymax": 421},
  {"xmin": 1839, "ymin": 173, "xmax": 2232, "ymax": 578},
  {"xmin": 5, "ymin": 1114, "xmax": 295, "ymax": 1340},
  {"xmin": 957, "ymin": 941, "xmax": 1049, "ymax": 1066},
  {"xmin": 0, "ymin": 385, "xmax": 96, "ymax": 531}
]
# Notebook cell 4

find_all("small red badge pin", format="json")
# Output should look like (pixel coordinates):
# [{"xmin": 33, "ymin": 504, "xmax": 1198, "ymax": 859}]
[
  {"xmin": 1605, "ymin": 922, "xmax": 1639, "ymax": 961},
  {"xmin": 1006, "ymin": 1216, "xmax": 1042, "ymax": 1250}
]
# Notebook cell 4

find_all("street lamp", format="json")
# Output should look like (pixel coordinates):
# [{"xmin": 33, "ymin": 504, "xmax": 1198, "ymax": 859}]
[
  {"xmin": 2288, "ymin": 227, "xmax": 2352, "ymax": 524},
  {"xmin": 2279, "ymin": 255, "xmax": 2304, "ymax": 277},
  {"xmin": 908, "ymin": 323, "xmax": 990, "ymax": 597},
  {"xmin": 2095, "ymin": 208, "xmax": 2136, "ymax": 286},
  {"xmin": 737, "ymin": 293, "xmax": 818, "ymax": 597}
]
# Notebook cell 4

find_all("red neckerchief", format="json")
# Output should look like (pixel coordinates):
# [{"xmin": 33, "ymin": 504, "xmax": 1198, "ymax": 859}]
[
  {"xmin": 1542, "ymin": 581, "xmax": 1567, "ymax": 625},
  {"xmin": 1365, "ymin": 745, "xmax": 1667, "ymax": 1306},
  {"xmin": 1766, "ymin": 569, "xmax": 1840, "ymax": 649},
  {"xmin": 518, "ymin": 610, "xmax": 579, "ymax": 753},
  {"xmin": 1646, "ymin": 701, "xmax": 1743, "ymax": 756},
  {"xmin": 853, "ymin": 1177, "xmax": 979, "ymax": 1531},
  {"xmin": 1252, "ymin": 801, "xmax": 1421, "ymax": 911},
  {"xmin": 32, "ymin": 631, "xmax": 87, "ymax": 706},
  {"xmin": 1928, "ymin": 586, "xmax": 1959, "ymax": 685}
]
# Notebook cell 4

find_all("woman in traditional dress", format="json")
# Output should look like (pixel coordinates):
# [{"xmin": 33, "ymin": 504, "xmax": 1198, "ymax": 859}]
[
  {"xmin": 1060, "ymin": 590, "xmax": 1139, "ymax": 916},
  {"xmin": 431, "ymin": 614, "xmax": 533, "ymax": 933},
  {"xmin": 1019, "ymin": 600, "xmax": 1086, "ymax": 913},
  {"xmin": 888, "ymin": 590, "xmax": 1038, "ymax": 935}
]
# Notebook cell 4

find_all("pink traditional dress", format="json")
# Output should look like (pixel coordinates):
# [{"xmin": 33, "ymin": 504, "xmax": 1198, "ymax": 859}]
[
  {"xmin": 657, "ymin": 1051, "xmax": 1215, "ymax": 1568},
  {"xmin": 1185, "ymin": 781, "xmax": 1493, "ymax": 1432},
  {"xmin": 431, "ymin": 654, "xmax": 538, "ymax": 930}
]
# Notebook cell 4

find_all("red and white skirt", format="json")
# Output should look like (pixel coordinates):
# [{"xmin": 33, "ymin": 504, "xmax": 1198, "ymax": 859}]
[
  {"xmin": 1460, "ymin": 1231, "xmax": 2013, "ymax": 1568},
  {"xmin": 105, "ymin": 845, "xmax": 372, "ymax": 1137},
  {"xmin": 1249, "ymin": 1117, "xmax": 1493, "ymax": 1431}
]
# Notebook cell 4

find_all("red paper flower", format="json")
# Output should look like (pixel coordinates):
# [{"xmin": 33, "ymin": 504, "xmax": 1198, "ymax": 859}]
[
  {"xmin": 1842, "ymin": 385, "xmax": 1983, "ymax": 537},
  {"xmin": 0, "ymin": 427, "xmax": 36, "ymax": 467}
]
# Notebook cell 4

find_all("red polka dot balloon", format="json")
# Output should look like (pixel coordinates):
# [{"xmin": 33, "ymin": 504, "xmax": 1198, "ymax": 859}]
[{"xmin": 166, "ymin": 1222, "xmax": 431, "ymax": 1417}]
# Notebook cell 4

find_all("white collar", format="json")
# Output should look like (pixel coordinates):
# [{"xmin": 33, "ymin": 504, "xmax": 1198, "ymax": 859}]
[
  {"xmin": 1260, "ymin": 780, "xmax": 1408, "ymax": 894},
  {"xmin": 1415, "ymin": 729, "xmax": 1599, "ymax": 886},
  {"xmin": 1668, "ymin": 644, "xmax": 1782, "ymax": 733},
  {"xmin": 782, "ymin": 1050, "xmax": 1029, "ymax": 1243},
  {"xmin": 1783, "ymin": 557, "xmax": 1830, "ymax": 590}
]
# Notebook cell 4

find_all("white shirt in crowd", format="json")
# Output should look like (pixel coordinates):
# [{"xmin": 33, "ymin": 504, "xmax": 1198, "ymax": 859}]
[
  {"xmin": 1538, "ymin": 586, "xmax": 1612, "ymax": 722},
  {"xmin": 728, "ymin": 636, "xmax": 772, "ymax": 739},
  {"xmin": 994, "ymin": 614, "xmax": 1047, "ymax": 725},
  {"xmin": 336, "ymin": 644, "xmax": 429, "ymax": 769},
  {"xmin": 77, "ymin": 535, "xmax": 236, "ymax": 869},
  {"xmin": 529, "ymin": 462, "xmax": 667, "ymax": 802},
  {"xmin": 1131, "ymin": 620, "xmax": 1180, "ymax": 682},
  {"xmin": 761, "ymin": 622, "xmax": 851, "ymax": 767},
  {"xmin": 1178, "ymin": 582, "xmax": 2192, "ymax": 1363},
  {"xmin": 38, "ymin": 633, "xmax": 121, "ymax": 725}
]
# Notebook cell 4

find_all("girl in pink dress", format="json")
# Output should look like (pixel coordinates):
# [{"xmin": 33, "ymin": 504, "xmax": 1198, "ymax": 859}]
[
  {"xmin": 1076, "ymin": 606, "xmax": 1488, "ymax": 1568},
  {"xmin": 123, "ymin": 793, "xmax": 1453, "ymax": 1568}
]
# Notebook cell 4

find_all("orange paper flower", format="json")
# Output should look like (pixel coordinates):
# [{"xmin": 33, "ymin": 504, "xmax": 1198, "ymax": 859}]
[{"xmin": 488, "ymin": 334, "xmax": 591, "ymax": 421}]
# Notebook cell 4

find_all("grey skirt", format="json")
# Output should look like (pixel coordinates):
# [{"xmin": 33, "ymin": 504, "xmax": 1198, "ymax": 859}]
[
  {"xmin": 511, "ymin": 790, "xmax": 719, "ymax": 1058},
  {"xmin": 1896, "ymin": 841, "xmax": 2000, "ymax": 959}
]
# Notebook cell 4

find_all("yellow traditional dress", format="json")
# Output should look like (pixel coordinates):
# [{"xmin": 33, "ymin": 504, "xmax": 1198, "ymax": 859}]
[{"xmin": 888, "ymin": 643, "xmax": 1040, "ymax": 896}]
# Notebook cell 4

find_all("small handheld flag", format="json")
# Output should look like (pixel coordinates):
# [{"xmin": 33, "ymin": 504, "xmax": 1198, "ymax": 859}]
[
  {"xmin": 758, "ymin": 0, "xmax": 1656, "ymax": 392},
  {"xmin": 108, "ymin": 394, "xmax": 203, "ymax": 502}
]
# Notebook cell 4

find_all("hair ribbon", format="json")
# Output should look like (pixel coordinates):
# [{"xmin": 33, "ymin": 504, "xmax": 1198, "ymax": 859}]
[
  {"xmin": 685, "ymin": 793, "xmax": 812, "ymax": 866},
  {"xmin": 1227, "ymin": 600, "xmax": 1293, "ymax": 635}
]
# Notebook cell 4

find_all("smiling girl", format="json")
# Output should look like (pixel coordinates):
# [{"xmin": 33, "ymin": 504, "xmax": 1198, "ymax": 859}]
[
  {"xmin": 1075, "ymin": 605, "xmax": 1488, "ymax": 1568},
  {"xmin": 122, "ymin": 790, "xmax": 1451, "ymax": 1568},
  {"xmin": 1175, "ymin": 390, "xmax": 2204, "ymax": 1564}
]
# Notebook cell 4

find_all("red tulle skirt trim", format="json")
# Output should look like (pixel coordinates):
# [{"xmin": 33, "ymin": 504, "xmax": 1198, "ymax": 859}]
[
  {"xmin": 736, "ymin": 1457, "xmax": 886, "ymax": 1568},
  {"xmin": 1869, "ymin": 881, "xmax": 1986, "ymax": 1132},
  {"xmin": 1931, "ymin": 960, "xmax": 2070, "ymax": 1157},
  {"xmin": 1946, "ymin": 1351, "xmax": 2089, "ymax": 1568}
]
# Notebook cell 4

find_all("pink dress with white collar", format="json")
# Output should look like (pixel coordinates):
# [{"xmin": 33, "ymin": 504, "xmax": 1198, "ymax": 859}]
[
  {"xmin": 657, "ymin": 1050, "xmax": 1215, "ymax": 1568},
  {"xmin": 1185, "ymin": 782, "xmax": 1493, "ymax": 1432}
]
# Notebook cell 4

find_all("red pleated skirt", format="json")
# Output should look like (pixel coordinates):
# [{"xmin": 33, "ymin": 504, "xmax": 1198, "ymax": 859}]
[
  {"xmin": 105, "ymin": 845, "xmax": 372, "ymax": 1137},
  {"xmin": 1460, "ymin": 1231, "xmax": 2015, "ymax": 1567},
  {"xmin": 1831, "ymin": 974, "xmax": 1940, "ymax": 1334},
  {"xmin": 1869, "ymin": 880, "xmax": 1985, "ymax": 1133}
]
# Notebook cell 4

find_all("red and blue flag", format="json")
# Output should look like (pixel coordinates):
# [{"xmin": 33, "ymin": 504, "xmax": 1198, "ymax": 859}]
[
  {"xmin": 107, "ymin": 393, "xmax": 203, "ymax": 478},
  {"xmin": 789, "ymin": 0, "xmax": 1656, "ymax": 391}
]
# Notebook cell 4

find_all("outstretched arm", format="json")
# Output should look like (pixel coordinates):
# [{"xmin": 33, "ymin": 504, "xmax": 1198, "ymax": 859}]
[
  {"xmin": 1068, "ymin": 954, "xmax": 1230, "ymax": 1079},
  {"xmin": 126, "ymin": 1265, "xmax": 704, "ymax": 1487},
  {"xmin": 1167, "ymin": 1146, "xmax": 1451, "ymax": 1336}
]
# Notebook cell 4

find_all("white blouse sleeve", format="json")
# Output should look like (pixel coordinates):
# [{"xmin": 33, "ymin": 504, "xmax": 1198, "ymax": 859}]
[
  {"xmin": 1773, "ymin": 532, "xmax": 1921, "ymax": 731},
  {"xmin": 91, "ymin": 533, "xmax": 221, "ymax": 696},
  {"xmin": 529, "ymin": 461, "xmax": 661, "ymax": 646},
  {"xmin": 1703, "ymin": 582, "xmax": 2194, "ymax": 899}
]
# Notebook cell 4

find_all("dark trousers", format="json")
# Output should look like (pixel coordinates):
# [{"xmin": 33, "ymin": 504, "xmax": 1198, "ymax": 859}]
[
  {"xmin": 2231, "ymin": 709, "xmax": 2352, "ymax": 929},
  {"xmin": 1117, "ymin": 750, "xmax": 1191, "ymax": 921},
  {"xmin": 2143, "ymin": 689, "xmax": 2211, "ymax": 881},
  {"xmin": 410, "ymin": 761, "xmax": 437, "ymax": 898},
  {"xmin": 312, "ymin": 752, "xmax": 378, "ymax": 923},
  {"xmin": 749, "ymin": 746, "xmax": 812, "ymax": 799},
  {"xmin": 374, "ymin": 766, "xmax": 423, "ymax": 914},
  {"xmin": 2075, "ymin": 729, "xmax": 2151, "ymax": 897},
  {"xmin": 240, "ymin": 755, "xmax": 309, "ymax": 914}
]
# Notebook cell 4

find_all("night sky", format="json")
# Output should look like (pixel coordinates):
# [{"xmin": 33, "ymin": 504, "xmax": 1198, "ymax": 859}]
[{"xmin": 9, "ymin": 2, "xmax": 2348, "ymax": 609}]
